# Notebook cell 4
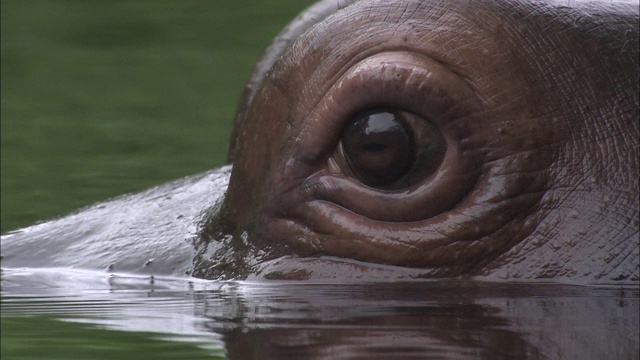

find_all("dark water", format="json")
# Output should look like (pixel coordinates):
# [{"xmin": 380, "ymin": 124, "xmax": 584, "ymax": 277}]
[{"xmin": 2, "ymin": 268, "xmax": 638, "ymax": 359}]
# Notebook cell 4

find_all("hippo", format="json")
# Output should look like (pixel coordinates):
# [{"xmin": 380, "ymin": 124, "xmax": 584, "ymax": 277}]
[{"xmin": 1, "ymin": 0, "xmax": 638, "ymax": 284}]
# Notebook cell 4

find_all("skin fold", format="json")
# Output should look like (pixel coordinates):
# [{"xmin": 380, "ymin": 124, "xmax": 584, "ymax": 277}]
[
  {"xmin": 199, "ymin": 0, "xmax": 639, "ymax": 282},
  {"xmin": 2, "ymin": 0, "xmax": 638, "ymax": 284}
]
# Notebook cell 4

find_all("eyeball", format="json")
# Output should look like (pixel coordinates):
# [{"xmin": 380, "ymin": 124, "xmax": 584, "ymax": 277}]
[{"xmin": 340, "ymin": 107, "xmax": 446, "ymax": 190}]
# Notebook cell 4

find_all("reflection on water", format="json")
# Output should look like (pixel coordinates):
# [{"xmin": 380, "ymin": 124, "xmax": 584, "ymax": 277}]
[{"xmin": 1, "ymin": 268, "xmax": 638, "ymax": 359}]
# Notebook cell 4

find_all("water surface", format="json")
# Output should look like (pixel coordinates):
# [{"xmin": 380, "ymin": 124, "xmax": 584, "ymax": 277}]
[{"xmin": 2, "ymin": 268, "xmax": 638, "ymax": 359}]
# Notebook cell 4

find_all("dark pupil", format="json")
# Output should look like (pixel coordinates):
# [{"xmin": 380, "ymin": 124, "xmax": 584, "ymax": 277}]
[
  {"xmin": 342, "ymin": 109, "xmax": 413, "ymax": 187},
  {"xmin": 362, "ymin": 143, "xmax": 387, "ymax": 152}
]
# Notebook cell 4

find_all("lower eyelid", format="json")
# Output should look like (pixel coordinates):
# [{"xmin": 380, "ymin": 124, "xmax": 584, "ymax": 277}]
[
  {"xmin": 327, "ymin": 156, "xmax": 342, "ymax": 174},
  {"xmin": 306, "ymin": 145, "xmax": 480, "ymax": 222}
]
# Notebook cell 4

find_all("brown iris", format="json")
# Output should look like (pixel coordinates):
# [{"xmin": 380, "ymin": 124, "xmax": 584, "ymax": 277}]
[{"xmin": 341, "ymin": 108, "xmax": 446, "ymax": 189}]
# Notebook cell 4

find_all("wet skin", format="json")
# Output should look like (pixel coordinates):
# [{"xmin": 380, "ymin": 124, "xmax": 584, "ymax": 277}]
[{"xmin": 2, "ymin": 0, "xmax": 639, "ymax": 284}]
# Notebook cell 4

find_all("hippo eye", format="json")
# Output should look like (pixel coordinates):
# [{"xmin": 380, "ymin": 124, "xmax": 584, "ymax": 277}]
[
  {"xmin": 340, "ymin": 108, "xmax": 446, "ymax": 189},
  {"xmin": 341, "ymin": 109, "xmax": 413, "ymax": 187}
]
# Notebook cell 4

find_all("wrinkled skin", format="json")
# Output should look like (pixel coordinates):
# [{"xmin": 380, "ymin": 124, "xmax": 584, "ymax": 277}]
[
  {"xmin": 198, "ymin": 0, "xmax": 639, "ymax": 282},
  {"xmin": 2, "ymin": 0, "xmax": 639, "ymax": 284}
]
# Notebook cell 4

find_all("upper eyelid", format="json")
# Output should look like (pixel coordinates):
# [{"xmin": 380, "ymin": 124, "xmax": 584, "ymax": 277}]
[{"xmin": 294, "ymin": 51, "xmax": 479, "ymax": 164}]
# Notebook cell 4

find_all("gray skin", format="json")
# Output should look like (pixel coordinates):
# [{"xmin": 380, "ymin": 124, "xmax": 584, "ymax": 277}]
[{"xmin": 1, "ymin": 0, "xmax": 638, "ymax": 284}]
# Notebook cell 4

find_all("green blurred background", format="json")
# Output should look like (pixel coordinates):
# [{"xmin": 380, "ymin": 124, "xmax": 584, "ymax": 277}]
[{"xmin": 1, "ymin": 0, "xmax": 315, "ymax": 233}]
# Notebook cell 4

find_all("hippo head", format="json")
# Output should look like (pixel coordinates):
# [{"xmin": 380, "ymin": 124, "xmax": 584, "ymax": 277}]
[{"xmin": 193, "ymin": 0, "xmax": 639, "ymax": 282}]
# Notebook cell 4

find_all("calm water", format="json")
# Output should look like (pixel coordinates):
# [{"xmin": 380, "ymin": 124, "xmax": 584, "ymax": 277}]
[
  {"xmin": 1, "ymin": 0, "xmax": 315, "ymax": 232},
  {"xmin": 2, "ymin": 268, "xmax": 638, "ymax": 359}
]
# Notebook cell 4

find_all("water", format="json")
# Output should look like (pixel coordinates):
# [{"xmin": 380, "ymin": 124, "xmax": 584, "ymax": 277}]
[
  {"xmin": 1, "ymin": 0, "xmax": 316, "ymax": 232},
  {"xmin": 2, "ymin": 268, "xmax": 638, "ymax": 359}
]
